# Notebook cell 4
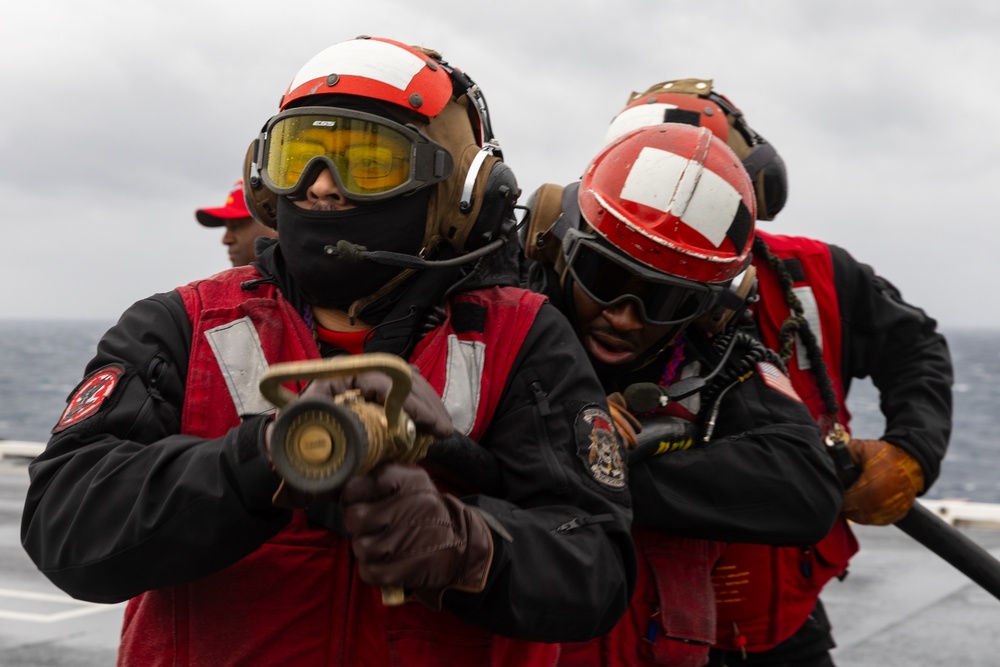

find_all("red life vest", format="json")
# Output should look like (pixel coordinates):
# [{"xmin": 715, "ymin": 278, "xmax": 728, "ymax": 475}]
[
  {"xmin": 559, "ymin": 359, "xmax": 725, "ymax": 667},
  {"xmin": 559, "ymin": 531, "xmax": 724, "ymax": 667},
  {"xmin": 712, "ymin": 232, "xmax": 859, "ymax": 653},
  {"xmin": 117, "ymin": 266, "xmax": 558, "ymax": 667}
]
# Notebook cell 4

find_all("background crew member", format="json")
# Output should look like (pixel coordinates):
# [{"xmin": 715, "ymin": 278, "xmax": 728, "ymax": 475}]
[{"xmin": 195, "ymin": 177, "xmax": 278, "ymax": 266}]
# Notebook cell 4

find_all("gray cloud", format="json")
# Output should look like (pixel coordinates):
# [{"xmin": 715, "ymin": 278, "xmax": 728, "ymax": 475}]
[{"xmin": 2, "ymin": 0, "xmax": 997, "ymax": 329}]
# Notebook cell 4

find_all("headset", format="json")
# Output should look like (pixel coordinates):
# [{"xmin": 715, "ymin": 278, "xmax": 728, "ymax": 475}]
[
  {"xmin": 704, "ymin": 90, "xmax": 788, "ymax": 221},
  {"xmin": 439, "ymin": 59, "xmax": 520, "ymax": 253}
]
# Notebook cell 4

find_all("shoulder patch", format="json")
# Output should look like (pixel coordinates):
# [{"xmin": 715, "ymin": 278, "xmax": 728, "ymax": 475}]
[
  {"xmin": 54, "ymin": 364, "xmax": 125, "ymax": 433},
  {"xmin": 756, "ymin": 361, "xmax": 803, "ymax": 403},
  {"xmin": 576, "ymin": 405, "xmax": 627, "ymax": 490}
]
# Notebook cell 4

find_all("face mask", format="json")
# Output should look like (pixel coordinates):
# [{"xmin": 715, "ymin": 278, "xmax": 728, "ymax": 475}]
[{"xmin": 276, "ymin": 190, "xmax": 429, "ymax": 310}]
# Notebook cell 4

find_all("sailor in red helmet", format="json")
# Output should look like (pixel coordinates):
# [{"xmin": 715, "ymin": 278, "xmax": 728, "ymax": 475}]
[
  {"xmin": 520, "ymin": 122, "xmax": 843, "ymax": 666},
  {"xmin": 21, "ymin": 36, "xmax": 636, "ymax": 666},
  {"xmin": 608, "ymin": 80, "xmax": 953, "ymax": 667},
  {"xmin": 555, "ymin": 79, "xmax": 953, "ymax": 667}
]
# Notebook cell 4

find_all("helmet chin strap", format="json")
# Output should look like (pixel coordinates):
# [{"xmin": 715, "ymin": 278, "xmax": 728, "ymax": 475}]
[{"xmin": 345, "ymin": 267, "xmax": 417, "ymax": 325}]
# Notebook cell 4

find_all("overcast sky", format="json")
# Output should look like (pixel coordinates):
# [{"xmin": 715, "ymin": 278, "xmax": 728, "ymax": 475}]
[{"xmin": 3, "ymin": 1, "xmax": 998, "ymax": 331}]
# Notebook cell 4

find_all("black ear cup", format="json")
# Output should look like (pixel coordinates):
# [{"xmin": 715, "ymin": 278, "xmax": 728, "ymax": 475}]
[
  {"xmin": 755, "ymin": 151, "xmax": 788, "ymax": 221},
  {"xmin": 739, "ymin": 137, "xmax": 787, "ymax": 221},
  {"xmin": 706, "ymin": 92, "xmax": 789, "ymax": 221},
  {"xmin": 464, "ymin": 161, "xmax": 520, "ymax": 251},
  {"xmin": 737, "ymin": 135, "xmax": 787, "ymax": 221},
  {"xmin": 740, "ymin": 138, "xmax": 777, "ymax": 182}
]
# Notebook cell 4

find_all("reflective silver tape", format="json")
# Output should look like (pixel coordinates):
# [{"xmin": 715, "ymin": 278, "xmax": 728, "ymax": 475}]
[
  {"xmin": 442, "ymin": 335, "xmax": 484, "ymax": 436},
  {"xmin": 204, "ymin": 316, "xmax": 276, "ymax": 416},
  {"xmin": 791, "ymin": 286, "xmax": 822, "ymax": 370}
]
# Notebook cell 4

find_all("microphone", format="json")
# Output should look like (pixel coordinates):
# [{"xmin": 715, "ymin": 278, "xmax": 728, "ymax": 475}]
[
  {"xmin": 622, "ymin": 330, "xmax": 744, "ymax": 412},
  {"xmin": 322, "ymin": 238, "xmax": 508, "ymax": 269},
  {"xmin": 623, "ymin": 376, "xmax": 708, "ymax": 412},
  {"xmin": 623, "ymin": 383, "xmax": 669, "ymax": 413}
]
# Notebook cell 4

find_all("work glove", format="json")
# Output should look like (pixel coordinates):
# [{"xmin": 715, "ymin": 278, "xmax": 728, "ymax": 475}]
[
  {"xmin": 264, "ymin": 367, "xmax": 455, "ymax": 509},
  {"xmin": 342, "ymin": 462, "xmax": 494, "ymax": 608},
  {"xmin": 841, "ymin": 439, "xmax": 925, "ymax": 525},
  {"xmin": 607, "ymin": 392, "xmax": 642, "ymax": 450},
  {"xmin": 607, "ymin": 392, "xmax": 699, "ymax": 463}
]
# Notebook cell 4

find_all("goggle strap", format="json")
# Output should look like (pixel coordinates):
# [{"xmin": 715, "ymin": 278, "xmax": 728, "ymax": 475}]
[
  {"xmin": 249, "ymin": 135, "xmax": 269, "ymax": 189},
  {"xmin": 434, "ymin": 150, "xmax": 450, "ymax": 179},
  {"xmin": 347, "ymin": 268, "xmax": 417, "ymax": 323}
]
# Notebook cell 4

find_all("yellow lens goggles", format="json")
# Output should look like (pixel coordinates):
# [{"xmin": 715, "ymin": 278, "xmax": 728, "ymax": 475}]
[{"xmin": 259, "ymin": 107, "xmax": 454, "ymax": 201}]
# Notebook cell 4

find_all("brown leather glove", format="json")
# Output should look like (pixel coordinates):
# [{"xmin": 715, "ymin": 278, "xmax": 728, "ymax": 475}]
[
  {"xmin": 342, "ymin": 462, "xmax": 494, "ymax": 608},
  {"xmin": 310, "ymin": 367, "xmax": 455, "ymax": 439},
  {"xmin": 841, "ymin": 439, "xmax": 926, "ymax": 525},
  {"xmin": 607, "ymin": 392, "xmax": 641, "ymax": 450}
]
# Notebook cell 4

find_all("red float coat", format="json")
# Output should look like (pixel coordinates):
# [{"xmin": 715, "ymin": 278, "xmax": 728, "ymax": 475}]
[
  {"xmin": 116, "ymin": 266, "xmax": 560, "ymax": 666},
  {"xmin": 556, "ymin": 339, "xmax": 836, "ymax": 667},
  {"xmin": 559, "ymin": 529, "xmax": 725, "ymax": 667},
  {"xmin": 712, "ymin": 232, "xmax": 859, "ymax": 653}
]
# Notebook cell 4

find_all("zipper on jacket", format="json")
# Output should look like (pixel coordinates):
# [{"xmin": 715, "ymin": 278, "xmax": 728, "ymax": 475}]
[
  {"xmin": 527, "ymin": 379, "xmax": 570, "ymax": 494},
  {"xmin": 553, "ymin": 513, "xmax": 616, "ymax": 535}
]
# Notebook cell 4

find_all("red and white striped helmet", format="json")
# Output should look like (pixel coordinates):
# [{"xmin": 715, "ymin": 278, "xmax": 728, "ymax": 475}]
[
  {"xmin": 246, "ymin": 36, "xmax": 510, "ymax": 252},
  {"xmin": 604, "ymin": 87, "xmax": 732, "ymax": 148},
  {"xmin": 579, "ymin": 123, "xmax": 755, "ymax": 285},
  {"xmin": 279, "ymin": 36, "xmax": 454, "ymax": 119}
]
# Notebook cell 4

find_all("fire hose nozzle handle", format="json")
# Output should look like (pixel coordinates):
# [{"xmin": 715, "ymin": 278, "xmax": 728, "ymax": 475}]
[{"xmin": 260, "ymin": 353, "xmax": 431, "ymax": 607}]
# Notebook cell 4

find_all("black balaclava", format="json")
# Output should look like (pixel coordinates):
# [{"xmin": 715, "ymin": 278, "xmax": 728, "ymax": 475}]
[
  {"xmin": 276, "ymin": 189, "xmax": 430, "ymax": 312},
  {"xmin": 274, "ymin": 95, "xmax": 435, "ymax": 315}
]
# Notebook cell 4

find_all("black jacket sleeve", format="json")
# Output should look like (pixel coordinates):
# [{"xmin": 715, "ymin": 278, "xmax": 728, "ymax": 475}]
[
  {"xmin": 443, "ymin": 302, "xmax": 636, "ymax": 642},
  {"xmin": 20, "ymin": 291, "xmax": 290, "ymax": 603},
  {"xmin": 830, "ymin": 244, "xmax": 954, "ymax": 487},
  {"xmin": 628, "ymin": 340, "xmax": 843, "ymax": 546}
]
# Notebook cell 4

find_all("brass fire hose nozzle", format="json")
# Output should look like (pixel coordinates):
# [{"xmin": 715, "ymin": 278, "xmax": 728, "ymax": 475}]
[
  {"xmin": 259, "ymin": 353, "xmax": 433, "ymax": 606},
  {"xmin": 259, "ymin": 353, "xmax": 426, "ymax": 494}
]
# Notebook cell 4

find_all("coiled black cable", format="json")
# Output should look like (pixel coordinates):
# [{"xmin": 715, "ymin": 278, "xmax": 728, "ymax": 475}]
[{"xmin": 698, "ymin": 329, "xmax": 787, "ymax": 441}]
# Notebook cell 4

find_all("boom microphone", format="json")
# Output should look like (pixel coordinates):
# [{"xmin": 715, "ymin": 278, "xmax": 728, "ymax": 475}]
[
  {"xmin": 623, "ymin": 375, "xmax": 710, "ymax": 413},
  {"xmin": 623, "ymin": 383, "xmax": 670, "ymax": 413},
  {"xmin": 323, "ymin": 237, "xmax": 508, "ymax": 270}
]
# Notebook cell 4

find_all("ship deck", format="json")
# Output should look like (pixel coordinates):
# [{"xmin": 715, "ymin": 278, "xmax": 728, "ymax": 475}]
[{"xmin": 3, "ymin": 446, "xmax": 1000, "ymax": 665}]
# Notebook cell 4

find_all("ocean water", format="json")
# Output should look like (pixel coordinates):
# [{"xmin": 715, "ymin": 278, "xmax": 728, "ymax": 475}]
[{"xmin": 2, "ymin": 320, "xmax": 998, "ymax": 503}]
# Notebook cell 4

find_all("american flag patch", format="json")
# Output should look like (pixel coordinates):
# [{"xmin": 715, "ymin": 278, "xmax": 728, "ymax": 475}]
[{"xmin": 756, "ymin": 361, "xmax": 803, "ymax": 403}]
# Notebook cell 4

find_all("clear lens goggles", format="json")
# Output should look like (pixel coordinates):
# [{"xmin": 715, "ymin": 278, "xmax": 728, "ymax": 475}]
[
  {"xmin": 258, "ymin": 107, "xmax": 454, "ymax": 202},
  {"xmin": 565, "ymin": 230, "xmax": 721, "ymax": 326}
]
